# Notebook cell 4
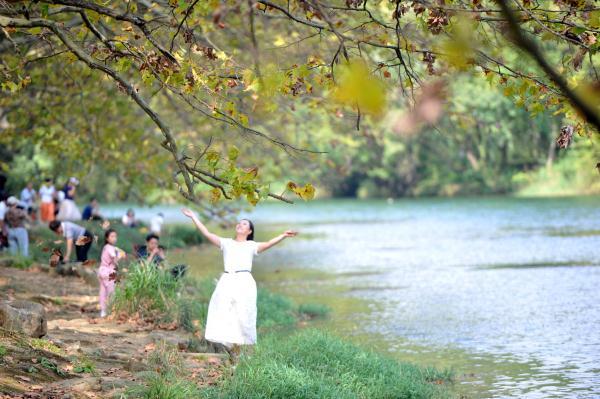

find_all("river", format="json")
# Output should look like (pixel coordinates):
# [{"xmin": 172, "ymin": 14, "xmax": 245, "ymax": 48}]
[{"xmin": 104, "ymin": 196, "xmax": 600, "ymax": 398}]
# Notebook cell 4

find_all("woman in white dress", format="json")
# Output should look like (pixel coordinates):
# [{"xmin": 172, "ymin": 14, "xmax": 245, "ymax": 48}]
[{"xmin": 181, "ymin": 208, "xmax": 297, "ymax": 347}]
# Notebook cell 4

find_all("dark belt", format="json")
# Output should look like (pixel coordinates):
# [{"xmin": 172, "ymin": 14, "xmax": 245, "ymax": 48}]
[{"xmin": 224, "ymin": 270, "xmax": 251, "ymax": 273}]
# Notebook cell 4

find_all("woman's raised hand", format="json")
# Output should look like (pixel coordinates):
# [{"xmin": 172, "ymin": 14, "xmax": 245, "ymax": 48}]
[
  {"xmin": 181, "ymin": 208, "xmax": 196, "ymax": 218},
  {"xmin": 283, "ymin": 230, "xmax": 298, "ymax": 238}
]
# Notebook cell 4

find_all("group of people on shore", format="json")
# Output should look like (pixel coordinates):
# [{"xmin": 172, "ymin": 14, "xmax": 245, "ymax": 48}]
[
  {"xmin": 1, "ymin": 177, "xmax": 88, "ymax": 257},
  {"xmin": 1, "ymin": 176, "xmax": 168, "ymax": 319},
  {"xmin": 2, "ymin": 175, "xmax": 299, "ymax": 349},
  {"xmin": 0, "ymin": 176, "xmax": 165, "ymax": 258}
]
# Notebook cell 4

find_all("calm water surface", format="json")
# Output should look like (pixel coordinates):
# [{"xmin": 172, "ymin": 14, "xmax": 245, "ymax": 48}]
[{"xmin": 109, "ymin": 197, "xmax": 600, "ymax": 398}]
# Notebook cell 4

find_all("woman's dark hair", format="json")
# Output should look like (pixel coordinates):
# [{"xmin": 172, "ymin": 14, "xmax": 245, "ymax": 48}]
[
  {"xmin": 104, "ymin": 229, "xmax": 117, "ymax": 247},
  {"xmin": 49, "ymin": 220, "xmax": 61, "ymax": 231},
  {"xmin": 146, "ymin": 233, "xmax": 160, "ymax": 242},
  {"xmin": 242, "ymin": 219, "xmax": 254, "ymax": 241}
]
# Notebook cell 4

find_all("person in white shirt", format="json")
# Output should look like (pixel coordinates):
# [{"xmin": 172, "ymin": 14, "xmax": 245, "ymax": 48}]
[
  {"xmin": 49, "ymin": 220, "xmax": 94, "ymax": 262},
  {"xmin": 0, "ymin": 195, "xmax": 7, "ymax": 222},
  {"xmin": 39, "ymin": 178, "xmax": 56, "ymax": 222},
  {"xmin": 150, "ymin": 212, "xmax": 164, "ymax": 235},
  {"xmin": 20, "ymin": 182, "xmax": 37, "ymax": 220},
  {"xmin": 181, "ymin": 208, "xmax": 297, "ymax": 350}
]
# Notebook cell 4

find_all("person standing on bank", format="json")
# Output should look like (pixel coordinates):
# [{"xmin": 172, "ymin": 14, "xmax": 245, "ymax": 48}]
[
  {"xmin": 48, "ymin": 220, "xmax": 94, "ymax": 262},
  {"xmin": 98, "ymin": 229, "xmax": 125, "ymax": 318},
  {"xmin": 39, "ymin": 178, "xmax": 56, "ymax": 223},
  {"xmin": 4, "ymin": 196, "xmax": 29, "ymax": 257},
  {"xmin": 181, "ymin": 208, "xmax": 297, "ymax": 348}
]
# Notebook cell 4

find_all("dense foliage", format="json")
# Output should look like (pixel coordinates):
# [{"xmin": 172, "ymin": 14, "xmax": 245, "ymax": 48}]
[{"xmin": 1, "ymin": 0, "xmax": 598, "ymax": 202}]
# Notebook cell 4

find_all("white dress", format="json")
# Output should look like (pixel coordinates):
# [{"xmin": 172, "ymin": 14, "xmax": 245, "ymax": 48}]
[{"xmin": 204, "ymin": 238, "xmax": 259, "ymax": 346}]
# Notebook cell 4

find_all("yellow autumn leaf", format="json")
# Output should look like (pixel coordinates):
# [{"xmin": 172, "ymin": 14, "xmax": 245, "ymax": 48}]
[
  {"xmin": 330, "ymin": 60, "xmax": 387, "ymax": 117},
  {"xmin": 436, "ymin": 16, "xmax": 477, "ymax": 71},
  {"xmin": 299, "ymin": 183, "xmax": 316, "ymax": 201},
  {"xmin": 209, "ymin": 187, "xmax": 221, "ymax": 203},
  {"xmin": 246, "ymin": 192, "xmax": 259, "ymax": 206},
  {"xmin": 273, "ymin": 36, "xmax": 286, "ymax": 46}
]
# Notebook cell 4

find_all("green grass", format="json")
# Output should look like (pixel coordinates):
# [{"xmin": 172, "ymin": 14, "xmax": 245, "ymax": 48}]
[
  {"xmin": 0, "ymin": 255, "xmax": 34, "ymax": 269},
  {"xmin": 124, "ymin": 342, "xmax": 202, "ymax": 399},
  {"xmin": 298, "ymin": 303, "xmax": 331, "ymax": 319},
  {"xmin": 0, "ymin": 344, "xmax": 7, "ymax": 358},
  {"xmin": 73, "ymin": 357, "xmax": 96, "ymax": 374},
  {"xmin": 202, "ymin": 329, "xmax": 452, "ymax": 399},
  {"xmin": 111, "ymin": 261, "xmax": 183, "ymax": 322},
  {"xmin": 256, "ymin": 289, "xmax": 297, "ymax": 329},
  {"xmin": 30, "ymin": 338, "xmax": 64, "ymax": 355},
  {"xmin": 39, "ymin": 356, "xmax": 66, "ymax": 376},
  {"xmin": 124, "ymin": 330, "xmax": 453, "ymax": 399}
]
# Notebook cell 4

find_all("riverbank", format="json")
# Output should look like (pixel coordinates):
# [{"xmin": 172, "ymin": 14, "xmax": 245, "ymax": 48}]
[
  {"xmin": 0, "ymin": 263, "xmax": 227, "ymax": 398},
  {"xmin": 0, "ymin": 256, "xmax": 454, "ymax": 398}
]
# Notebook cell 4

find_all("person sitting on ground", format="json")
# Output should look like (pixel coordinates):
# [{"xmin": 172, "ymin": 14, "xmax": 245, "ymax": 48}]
[
  {"xmin": 4, "ymin": 196, "xmax": 29, "ymax": 257},
  {"xmin": 82, "ymin": 198, "xmax": 103, "ymax": 221},
  {"xmin": 121, "ymin": 208, "xmax": 137, "ymax": 228},
  {"xmin": 135, "ymin": 233, "xmax": 165, "ymax": 265},
  {"xmin": 135, "ymin": 233, "xmax": 187, "ymax": 279},
  {"xmin": 49, "ymin": 220, "xmax": 94, "ymax": 262}
]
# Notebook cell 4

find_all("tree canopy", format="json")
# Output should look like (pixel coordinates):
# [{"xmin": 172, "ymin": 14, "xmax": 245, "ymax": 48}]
[{"xmin": 1, "ymin": 0, "xmax": 598, "ymax": 204}]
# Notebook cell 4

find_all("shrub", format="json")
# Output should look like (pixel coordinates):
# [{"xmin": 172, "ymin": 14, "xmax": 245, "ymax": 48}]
[
  {"xmin": 256, "ymin": 289, "xmax": 297, "ymax": 329},
  {"xmin": 111, "ymin": 261, "xmax": 182, "ymax": 322}
]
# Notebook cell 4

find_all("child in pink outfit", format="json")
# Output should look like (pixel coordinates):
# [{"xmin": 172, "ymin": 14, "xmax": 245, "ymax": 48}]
[{"xmin": 98, "ymin": 229, "xmax": 124, "ymax": 318}]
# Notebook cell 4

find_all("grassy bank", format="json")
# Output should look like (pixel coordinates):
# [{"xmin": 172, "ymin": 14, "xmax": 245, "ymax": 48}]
[
  {"xmin": 2, "ymin": 224, "xmax": 454, "ymax": 398},
  {"xmin": 123, "ymin": 327, "xmax": 453, "ymax": 399},
  {"xmin": 112, "ymin": 267, "xmax": 453, "ymax": 398},
  {"xmin": 202, "ymin": 329, "xmax": 452, "ymax": 399}
]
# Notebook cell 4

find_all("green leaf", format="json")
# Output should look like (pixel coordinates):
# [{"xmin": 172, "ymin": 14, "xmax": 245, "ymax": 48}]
[
  {"xmin": 206, "ymin": 150, "xmax": 220, "ymax": 166},
  {"xmin": 228, "ymin": 146, "xmax": 239, "ymax": 161},
  {"xmin": 590, "ymin": 10, "xmax": 600, "ymax": 29}
]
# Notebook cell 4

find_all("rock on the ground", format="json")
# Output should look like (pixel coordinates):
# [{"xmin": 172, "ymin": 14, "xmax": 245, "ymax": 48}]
[{"xmin": 0, "ymin": 300, "xmax": 47, "ymax": 337}]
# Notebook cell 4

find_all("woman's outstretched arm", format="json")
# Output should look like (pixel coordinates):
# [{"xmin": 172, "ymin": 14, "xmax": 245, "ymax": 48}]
[
  {"xmin": 257, "ymin": 230, "xmax": 297, "ymax": 253},
  {"xmin": 181, "ymin": 208, "xmax": 221, "ymax": 248}
]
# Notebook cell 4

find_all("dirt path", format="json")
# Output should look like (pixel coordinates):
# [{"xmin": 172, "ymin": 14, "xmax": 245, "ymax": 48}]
[{"xmin": 0, "ymin": 265, "xmax": 226, "ymax": 398}]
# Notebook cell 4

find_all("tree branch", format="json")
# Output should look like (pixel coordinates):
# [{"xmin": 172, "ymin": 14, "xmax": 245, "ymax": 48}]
[{"xmin": 495, "ymin": 0, "xmax": 600, "ymax": 132}]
